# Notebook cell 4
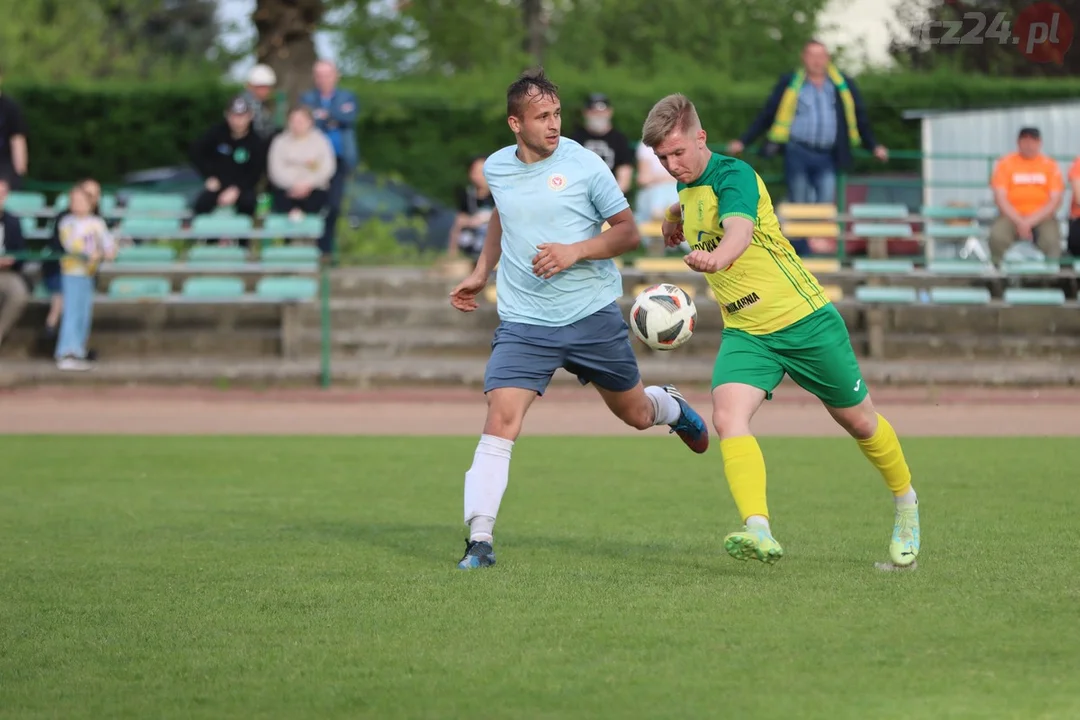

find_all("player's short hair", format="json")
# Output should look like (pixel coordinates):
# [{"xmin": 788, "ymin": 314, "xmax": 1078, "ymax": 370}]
[
  {"xmin": 506, "ymin": 67, "xmax": 560, "ymax": 119},
  {"xmin": 641, "ymin": 94, "xmax": 701, "ymax": 148}
]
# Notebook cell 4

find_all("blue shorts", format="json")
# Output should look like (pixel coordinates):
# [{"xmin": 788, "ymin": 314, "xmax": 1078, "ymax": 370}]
[
  {"xmin": 42, "ymin": 267, "xmax": 62, "ymax": 295},
  {"xmin": 484, "ymin": 301, "xmax": 641, "ymax": 396}
]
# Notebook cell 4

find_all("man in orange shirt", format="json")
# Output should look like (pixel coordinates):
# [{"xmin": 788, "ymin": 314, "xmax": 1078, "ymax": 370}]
[
  {"xmin": 989, "ymin": 127, "xmax": 1063, "ymax": 265},
  {"xmin": 1066, "ymin": 155, "xmax": 1080, "ymax": 257}
]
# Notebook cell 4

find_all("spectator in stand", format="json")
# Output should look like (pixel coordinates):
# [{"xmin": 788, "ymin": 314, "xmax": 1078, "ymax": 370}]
[
  {"xmin": 0, "ymin": 179, "xmax": 29, "ymax": 349},
  {"xmin": 267, "ymin": 106, "xmax": 336, "ymax": 221},
  {"xmin": 190, "ymin": 95, "xmax": 267, "ymax": 218},
  {"xmin": 727, "ymin": 40, "xmax": 887, "ymax": 204},
  {"xmin": 55, "ymin": 183, "xmax": 115, "ymax": 371},
  {"xmin": 447, "ymin": 154, "xmax": 494, "ymax": 263},
  {"xmin": 633, "ymin": 142, "xmax": 679, "ymax": 224},
  {"xmin": 243, "ymin": 64, "xmax": 279, "ymax": 141},
  {"xmin": 989, "ymin": 127, "xmax": 1063, "ymax": 266},
  {"xmin": 41, "ymin": 178, "xmax": 102, "ymax": 344},
  {"xmin": 0, "ymin": 67, "xmax": 28, "ymax": 188},
  {"xmin": 300, "ymin": 60, "xmax": 359, "ymax": 259},
  {"xmin": 570, "ymin": 93, "xmax": 634, "ymax": 194},
  {"xmin": 1065, "ymin": 153, "xmax": 1080, "ymax": 257}
]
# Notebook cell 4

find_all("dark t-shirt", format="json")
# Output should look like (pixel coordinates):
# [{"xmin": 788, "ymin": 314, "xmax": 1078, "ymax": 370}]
[
  {"xmin": 570, "ymin": 126, "xmax": 634, "ymax": 174},
  {"xmin": 0, "ymin": 95, "xmax": 27, "ymax": 174},
  {"xmin": 455, "ymin": 185, "xmax": 495, "ymax": 255}
]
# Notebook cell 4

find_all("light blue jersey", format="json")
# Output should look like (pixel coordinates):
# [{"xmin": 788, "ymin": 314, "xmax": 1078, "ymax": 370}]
[{"xmin": 484, "ymin": 137, "xmax": 630, "ymax": 327}]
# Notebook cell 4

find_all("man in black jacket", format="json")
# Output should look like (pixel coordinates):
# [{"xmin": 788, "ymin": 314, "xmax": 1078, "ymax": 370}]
[
  {"xmin": 190, "ymin": 95, "xmax": 267, "ymax": 216},
  {"xmin": 727, "ymin": 40, "xmax": 887, "ymax": 205},
  {"xmin": 0, "ymin": 179, "xmax": 29, "ymax": 349}
]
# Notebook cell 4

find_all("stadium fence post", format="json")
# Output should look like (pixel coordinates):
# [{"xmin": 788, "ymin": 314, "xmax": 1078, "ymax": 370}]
[{"xmin": 835, "ymin": 170, "xmax": 847, "ymax": 264}]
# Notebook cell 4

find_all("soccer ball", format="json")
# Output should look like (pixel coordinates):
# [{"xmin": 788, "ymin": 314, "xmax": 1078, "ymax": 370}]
[{"xmin": 629, "ymin": 283, "xmax": 697, "ymax": 350}]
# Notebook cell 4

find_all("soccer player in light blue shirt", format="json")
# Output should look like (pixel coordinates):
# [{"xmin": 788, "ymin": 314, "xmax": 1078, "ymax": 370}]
[{"xmin": 448, "ymin": 68, "xmax": 710, "ymax": 570}]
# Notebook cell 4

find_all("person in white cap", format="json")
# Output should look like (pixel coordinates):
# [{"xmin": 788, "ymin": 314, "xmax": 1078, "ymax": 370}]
[{"xmin": 244, "ymin": 64, "xmax": 278, "ymax": 140}]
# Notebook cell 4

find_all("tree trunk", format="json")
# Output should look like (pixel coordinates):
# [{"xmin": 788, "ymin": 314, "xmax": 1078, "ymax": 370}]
[
  {"xmin": 522, "ymin": 0, "xmax": 545, "ymax": 66},
  {"xmin": 252, "ymin": 0, "xmax": 324, "ymax": 107}
]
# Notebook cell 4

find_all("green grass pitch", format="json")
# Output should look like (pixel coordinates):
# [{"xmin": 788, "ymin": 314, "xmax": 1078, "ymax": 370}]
[{"xmin": 2, "ymin": 436, "xmax": 1079, "ymax": 720}]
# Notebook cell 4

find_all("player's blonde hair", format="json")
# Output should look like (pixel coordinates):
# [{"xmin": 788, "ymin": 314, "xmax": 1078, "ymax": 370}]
[{"xmin": 641, "ymin": 94, "xmax": 701, "ymax": 148}]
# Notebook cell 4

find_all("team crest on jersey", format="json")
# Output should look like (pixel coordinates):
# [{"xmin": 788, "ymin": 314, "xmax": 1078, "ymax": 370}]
[{"xmin": 548, "ymin": 173, "xmax": 568, "ymax": 191}]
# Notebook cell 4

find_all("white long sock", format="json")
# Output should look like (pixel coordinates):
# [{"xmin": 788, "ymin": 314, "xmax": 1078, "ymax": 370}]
[
  {"xmin": 746, "ymin": 515, "xmax": 771, "ymax": 532},
  {"xmin": 463, "ymin": 434, "xmax": 514, "ymax": 543},
  {"xmin": 644, "ymin": 386, "xmax": 681, "ymax": 426},
  {"xmin": 895, "ymin": 487, "xmax": 918, "ymax": 507}
]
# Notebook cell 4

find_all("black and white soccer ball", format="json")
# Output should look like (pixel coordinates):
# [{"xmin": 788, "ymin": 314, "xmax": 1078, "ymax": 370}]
[{"xmin": 629, "ymin": 283, "xmax": 697, "ymax": 351}]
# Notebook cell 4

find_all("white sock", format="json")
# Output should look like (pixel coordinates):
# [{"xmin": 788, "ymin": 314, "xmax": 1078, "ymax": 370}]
[
  {"xmin": 746, "ymin": 515, "xmax": 770, "ymax": 532},
  {"xmin": 895, "ymin": 487, "xmax": 918, "ymax": 507},
  {"xmin": 463, "ymin": 434, "xmax": 514, "ymax": 543},
  {"xmin": 644, "ymin": 386, "xmax": 681, "ymax": 426}
]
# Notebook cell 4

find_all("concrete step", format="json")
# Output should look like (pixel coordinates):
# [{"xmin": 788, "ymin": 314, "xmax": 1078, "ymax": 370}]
[{"xmin": 0, "ymin": 328, "xmax": 283, "ymax": 360}]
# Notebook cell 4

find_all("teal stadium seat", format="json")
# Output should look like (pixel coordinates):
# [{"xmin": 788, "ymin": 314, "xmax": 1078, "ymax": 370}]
[
  {"xmin": 924, "ymin": 223, "xmax": 982, "ymax": 240},
  {"xmin": 1003, "ymin": 288, "xmax": 1067, "ymax": 306},
  {"xmin": 187, "ymin": 245, "xmax": 248, "ymax": 265},
  {"xmin": 108, "ymin": 276, "xmax": 171, "ymax": 299},
  {"xmin": 920, "ymin": 205, "xmax": 979, "ymax": 220},
  {"xmin": 260, "ymin": 245, "xmax": 320, "ymax": 267},
  {"xmin": 181, "ymin": 276, "xmax": 246, "ymax": 298},
  {"xmin": 191, "ymin": 214, "xmax": 254, "ymax": 237},
  {"xmin": 928, "ymin": 287, "xmax": 991, "ymax": 305},
  {"xmin": 255, "ymin": 276, "xmax": 318, "ymax": 300},
  {"xmin": 53, "ymin": 193, "xmax": 118, "ymax": 216},
  {"xmin": 1003, "ymin": 260, "xmax": 1059, "ymax": 275},
  {"xmin": 115, "ymin": 245, "xmax": 177, "ymax": 264},
  {"xmin": 928, "ymin": 260, "xmax": 993, "ymax": 276},
  {"xmin": 854, "ymin": 286, "xmax": 917, "ymax": 304},
  {"xmin": 851, "ymin": 222, "xmax": 914, "ymax": 238},
  {"xmin": 125, "ymin": 193, "xmax": 189, "ymax": 215},
  {"xmin": 118, "ymin": 217, "xmax": 182, "ymax": 240},
  {"xmin": 5, "ymin": 191, "xmax": 46, "ymax": 214},
  {"xmin": 20, "ymin": 216, "xmax": 37, "ymax": 235},
  {"xmin": 263, "ymin": 214, "xmax": 325, "ymax": 238},
  {"xmin": 849, "ymin": 203, "xmax": 910, "ymax": 220},
  {"xmin": 852, "ymin": 258, "xmax": 915, "ymax": 274}
]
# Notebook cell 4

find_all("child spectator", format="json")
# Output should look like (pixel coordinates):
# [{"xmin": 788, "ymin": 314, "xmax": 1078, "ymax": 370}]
[
  {"xmin": 55, "ymin": 184, "xmax": 114, "ymax": 371},
  {"xmin": 41, "ymin": 178, "xmax": 102, "ymax": 341},
  {"xmin": 447, "ymin": 155, "xmax": 494, "ymax": 263},
  {"xmin": 267, "ymin": 106, "xmax": 336, "ymax": 221}
]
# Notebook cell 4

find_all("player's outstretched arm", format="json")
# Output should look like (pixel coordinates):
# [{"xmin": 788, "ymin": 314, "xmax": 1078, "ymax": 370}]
[
  {"xmin": 684, "ymin": 216, "xmax": 753, "ymax": 274},
  {"xmin": 450, "ymin": 209, "xmax": 502, "ymax": 312},
  {"xmin": 574, "ymin": 208, "xmax": 641, "ymax": 260}
]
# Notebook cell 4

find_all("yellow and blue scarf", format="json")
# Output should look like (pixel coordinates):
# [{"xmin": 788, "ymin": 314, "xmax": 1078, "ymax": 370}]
[{"xmin": 767, "ymin": 64, "xmax": 860, "ymax": 148}]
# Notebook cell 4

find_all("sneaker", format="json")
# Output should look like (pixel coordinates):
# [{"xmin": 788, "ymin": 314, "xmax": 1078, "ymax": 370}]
[
  {"xmin": 457, "ymin": 539, "xmax": 496, "ymax": 570},
  {"xmin": 890, "ymin": 501, "xmax": 920, "ymax": 567},
  {"xmin": 663, "ymin": 385, "xmax": 709, "ymax": 454},
  {"xmin": 56, "ymin": 356, "xmax": 92, "ymax": 372},
  {"xmin": 724, "ymin": 526, "xmax": 784, "ymax": 565}
]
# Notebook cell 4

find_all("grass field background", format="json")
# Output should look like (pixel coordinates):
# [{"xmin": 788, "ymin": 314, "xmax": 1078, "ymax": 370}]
[{"xmin": 2, "ymin": 436, "xmax": 1079, "ymax": 720}]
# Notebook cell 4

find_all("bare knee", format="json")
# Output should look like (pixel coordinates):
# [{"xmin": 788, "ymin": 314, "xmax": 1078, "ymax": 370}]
[
  {"xmin": 712, "ymin": 406, "xmax": 751, "ymax": 439},
  {"xmin": 828, "ymin": 397, "xmax": 878, "ymax": 439},
  {"xmin": 482, "ymin": 389, "xmax": 535, "ymax": 441},
  {"xmin": 617, "ymin": 401, "xmax": 653, "ymax": 431}
]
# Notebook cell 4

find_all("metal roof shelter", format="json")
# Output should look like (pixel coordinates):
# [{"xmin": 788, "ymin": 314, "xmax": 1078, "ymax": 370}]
[{"xmin": 902, "ymin": 101, "xmax": 1080, "ymax": 214}]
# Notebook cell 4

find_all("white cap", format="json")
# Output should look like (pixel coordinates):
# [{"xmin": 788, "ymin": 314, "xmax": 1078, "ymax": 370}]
[{"xmin": 248, "ymin": 64, "xmax": 277, "ymax": 87}]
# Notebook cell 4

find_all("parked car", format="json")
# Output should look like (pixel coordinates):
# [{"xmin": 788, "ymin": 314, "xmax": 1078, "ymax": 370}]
[{"xmin": 115, "ymin": 166, "xmax": 456, "ymax": 252}]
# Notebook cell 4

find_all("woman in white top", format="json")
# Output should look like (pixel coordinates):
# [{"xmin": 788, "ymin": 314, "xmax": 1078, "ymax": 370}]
[{"xmin": 267, "ymin": 106, "xmax": 337, "ymax": 220}]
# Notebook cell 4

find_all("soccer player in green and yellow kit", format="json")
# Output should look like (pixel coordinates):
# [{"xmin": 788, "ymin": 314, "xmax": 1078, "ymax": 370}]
[{"xmin": 640, "ymin": 93, "xmax": 920, "ymax": 568}]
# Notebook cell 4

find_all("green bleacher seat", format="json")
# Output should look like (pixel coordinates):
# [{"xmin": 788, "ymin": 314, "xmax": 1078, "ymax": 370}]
[
  {"xmin": 118, "ymin": 217, "xmax": 182, "ymax": 239},
  {"xmin": 850, "ymin": 203, "xmax": 910, "ymax": 220},
  {"xmin": 255, "ymin": 276, "xmax": 318, "ymax": 300},
  {"xmin": 107, "ymin": 276, "xmax": 171, "ymax": 299},
  {"xmin": 263, "ymin": 213, "xmax": 325, "ymax": 238},
  {"xmin": 181, "ymin": 276, "xmax": 246, "ymax": 298},
  {"xmin": 191, "ymin": 214, "xmax": 254, "ymax": 236},
  {"xmin": 1003, "ymin": 288, "xmax": 1067, "ymax": 306},
  {"xmin": 33, "ymin": 282, "xmax": 51, "ymax": 300},
  {"xmin": 115, "ymin": 245, "xmax": 177, "ymax": 264},
  {"xmin": 929, "ymin": 287, "xmax": 991, "ymax": 305},
  {"xmin": 5, "ymin": 191, "xmax": 46, "ymax": 214},
  {"xmin": 187, "ymin": 245, "xmax": 248, "ymax": 265},
  {"xmin": 260, "ymin": 246, "xmax": 319, "ymax": 266},
  {"xmin": 853, "ymin": 258, "xmax": 915, "ymax": 274},
  {"xmin": 854, "ymin": 286, "xmax": 917, "ymax": 304},
  {"xmin": 1003, "ymin": 260, "xmax": 1059, "ymax": 275},
  {"xmin": 20, "ymin": 216, "xmax": 37, "ymax": 235},
  {"xmin": 921, "ymin": 205, "xmax": 979, "ymax": 220},
  {"xmin": 925, "ymin": 223, "xmax": 982, "ymax": 239},
  {"xmin": 851, "ymin": 222, "xmax": 914, "ymax": 238},
  {"xmin": 125, "ymin": 193, "xmax": 189, "ymax": 214},
  {"xmin": 1074, "ymin": 261, "xmax": 1080, "ymax": 274},
  {"xmin": 928, "ymin": 260, "xmax": 993, "ymax": 276}
]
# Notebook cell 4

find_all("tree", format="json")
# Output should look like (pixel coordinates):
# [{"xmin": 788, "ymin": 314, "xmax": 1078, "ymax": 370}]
[
  {"xmin": 253, "ymin": 0, "xmax": 325, "ymax": 105},
  {"xmin": 888, "ymin": 0, "xmax": 1080, "ymax": 77}
]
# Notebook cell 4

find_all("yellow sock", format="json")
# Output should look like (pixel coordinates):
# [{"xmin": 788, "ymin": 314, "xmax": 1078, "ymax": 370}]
[
  {"xmin": 856, "ymin": 414, "xmax": 912, "ymax": 496},
  {"xmin": 719, "ymin": 435, "xmax": 768, "ymax": 521}
]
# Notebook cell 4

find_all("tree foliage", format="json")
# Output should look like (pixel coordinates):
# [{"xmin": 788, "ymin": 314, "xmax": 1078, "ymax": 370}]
[
  {"xmin": 888, "ymin": 0, "xmax": 1080, "ymax": 76},
  {"xmin": 253, "ymin": 0, "xmax": 325, "ymax": 105},
  {"xmin": 0, "ymin": 0, "xmax": 226, "ymax": 83}
]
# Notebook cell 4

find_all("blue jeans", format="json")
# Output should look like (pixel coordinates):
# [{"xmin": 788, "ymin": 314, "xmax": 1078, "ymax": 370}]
[
  {"xmin": 56, "ymin": 274, "xmax": 95, "ymax": 359},
  {"xmin": 784, "ymin": 141, "xmax": 837, "ymax": 204}
]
